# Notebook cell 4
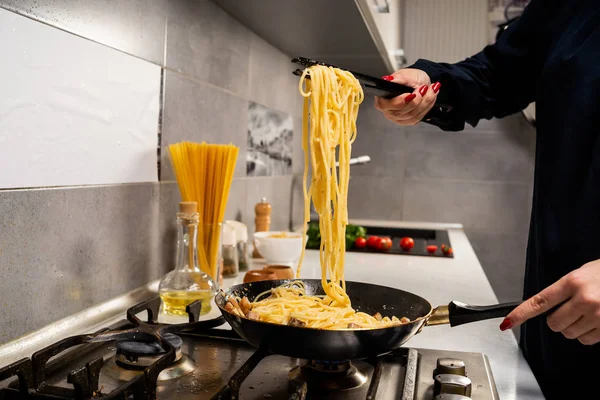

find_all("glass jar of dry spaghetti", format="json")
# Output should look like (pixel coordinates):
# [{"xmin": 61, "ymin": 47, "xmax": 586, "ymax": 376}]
[{"xmin": 196, "ymin": 222, "xmax": 224, "ymax": 289}]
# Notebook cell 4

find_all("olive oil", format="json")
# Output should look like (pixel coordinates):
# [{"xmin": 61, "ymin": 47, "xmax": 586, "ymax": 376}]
[
  {"xmin": 158, "ymin": 202, "xmax": 217, "ymax": 318},
  {"xmin": 159, "ymin": 290, "xmax": 213, "ymax": 316}
]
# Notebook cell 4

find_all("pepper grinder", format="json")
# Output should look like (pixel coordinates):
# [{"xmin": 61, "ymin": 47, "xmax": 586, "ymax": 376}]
[{"xmin": 252, "ymin": 197, "xmax": 271, "ymax": 258}]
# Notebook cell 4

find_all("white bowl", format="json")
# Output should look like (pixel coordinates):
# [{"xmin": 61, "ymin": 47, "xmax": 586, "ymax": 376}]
[{"xmin": 253, "ymin": 231, "xmax": 306, "ymax": 264}]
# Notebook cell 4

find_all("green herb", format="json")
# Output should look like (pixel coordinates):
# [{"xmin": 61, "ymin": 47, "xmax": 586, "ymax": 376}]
[{"xmin": 304, "ymin": 222, "xmax": 366, "ymax": 249}]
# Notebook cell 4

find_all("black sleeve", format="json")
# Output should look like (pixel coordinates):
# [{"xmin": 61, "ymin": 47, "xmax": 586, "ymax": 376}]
[{"xmin": 410, "ymin": 0, "xmax": 553, "ymax": 131}]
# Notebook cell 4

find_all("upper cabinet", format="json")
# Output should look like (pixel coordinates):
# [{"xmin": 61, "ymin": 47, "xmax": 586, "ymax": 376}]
[
  {"xmin": 211, "ymin": 0, "xmax": 404, "ymax": 78},
  {"xmin": 355, "ymin": 0, "xmax": 406, "ymax": 71}
]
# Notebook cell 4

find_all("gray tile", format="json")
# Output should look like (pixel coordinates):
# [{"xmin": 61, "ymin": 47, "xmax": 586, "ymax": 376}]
[
  {"xmin": 403, "ymin": 179, "xmax": 532, "ymax": 233},
  {"xmin": 292, "ymin": 117, "xmax": 305, "ymax": 176},
  {"xmin": 225, "ymin": 179, "xmax": 249, "ymax": 223},
  {"xmin": 248, "ymin": 32, "xmax": 302, "ymax": 119},
  {"xmin": 405, "ymin": 128, "xmax": 535, "ymax": 182},
  {"xmin": 350, "ymin": 129, "xmax": 407, "ymax": 177},
  {"xmin": 0, "ymin": 0, "xmax": 167, "ymax": 64},
  {"xmin": 466, "ymin": 230, "xmax": 527, "ymax": 303},
  {"xmin": 347, "ymin": 176, "xmax": 404, "ymax": 220},
  {"xmin": 464, "ymin": 113, "xmax": 528, "ymax": 135},
  {"xmin": 158, "ymin": 179, "xmax": 248, "ymax": 272},
  {"xmin": 158, "ymin": 182, "xmax": 180, "ymax": 275},
  {"xmin": 245, "ymin": 176, "xmax": 294, "ymax": 232},
  {"xmin": 0, "ymin": 183, "xmax": 160, "ymax": 344},
  {"xmin": 416, "ymin": 112, "xmax": 529, "ymax": 135},
  {"xmin": 290, "ymin": 174, "xmax": 306, "ymax": 230},
  {"xmin": 166, "ymin": 0, "xmax": 250, "ymax": 96},
  {"xmin": 161, "ymin": 71, "xmax": 247, "ymax": 180}
]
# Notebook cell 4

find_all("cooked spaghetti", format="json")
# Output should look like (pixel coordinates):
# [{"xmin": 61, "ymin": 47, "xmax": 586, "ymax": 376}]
[
  {"xmin": 168, "ymin": 141, "xmax": 238, "ymax": 282},
  {"xmin": 222, "ymin": 65, "xmax": 409, "ymax": 329}
]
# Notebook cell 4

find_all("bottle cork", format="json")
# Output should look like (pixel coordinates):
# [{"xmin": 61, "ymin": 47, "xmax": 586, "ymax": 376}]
[
  {"xmin": 252, "ymin": 197, "xmax": 271, "ymax": 258},
  {"xmin": 179, "ymin": 201, "xmax": 197, "ymax": 214}
]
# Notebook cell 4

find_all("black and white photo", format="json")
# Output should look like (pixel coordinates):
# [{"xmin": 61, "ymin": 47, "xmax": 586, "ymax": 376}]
[{"xmin": 246, "ymin": 101, "xmax": 293, "ymax": 176}]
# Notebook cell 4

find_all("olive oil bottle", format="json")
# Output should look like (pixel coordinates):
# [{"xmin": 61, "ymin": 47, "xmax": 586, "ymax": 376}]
[{"xmin": 159, "ymin": 202, "xmax": 216, "ymax": 316}]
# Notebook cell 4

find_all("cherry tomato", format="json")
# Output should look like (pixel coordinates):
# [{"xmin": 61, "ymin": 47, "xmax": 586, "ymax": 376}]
[
  {"xmin": 367, "ymin": 236, "xmax": 381, "ymax": 250},
  {"xmin": 400, "ymin": 237, "xmax": 414, "ymax": 251},
  {"xmin": 380, "ymin": 237, "xmax": 392, "ymax": 251},
  {"xmin": 426, "ymin": 245, "xmax": 438, "ymax": 254},
  {"xmin": 366, "ymin": 236, "xmax": 379, "ymax": 249},
  {"xmin": 355, "ymin": 237, "xmax": 367, "ymax": 249},
  {"xmin": 441, "ymin": 244, "xmax": 453, "ymax": 256}
]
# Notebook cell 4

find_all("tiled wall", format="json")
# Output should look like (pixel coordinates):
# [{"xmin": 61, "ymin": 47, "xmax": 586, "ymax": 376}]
[
  {"xmin": 0, "ymin": 0, "xmax": 302, "ymax": 344},
  {"xmin": 350, "ymin": 97, "xmax": 536, "ymax": 303}
]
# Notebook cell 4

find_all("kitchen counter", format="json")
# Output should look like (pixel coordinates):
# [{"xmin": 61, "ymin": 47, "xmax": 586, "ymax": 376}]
[
  {"xmin": 225, "ymin": 220, "xmax": 545, "ymax": 400},
  {"xmin": 0, "ymin": 220, "xmax": 545, "ymax": 399}
]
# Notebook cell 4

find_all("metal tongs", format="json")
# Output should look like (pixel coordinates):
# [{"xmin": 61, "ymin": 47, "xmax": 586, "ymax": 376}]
[{"xmin": 291, "ymin": 56, "xmax": 452, "ymax": 115}]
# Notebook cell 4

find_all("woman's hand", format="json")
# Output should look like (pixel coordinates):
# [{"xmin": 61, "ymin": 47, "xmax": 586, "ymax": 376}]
[
  {"xmin": 374, "ymin": 69, "xmax": 441, "ymax": 126},
  {"xmin": 501, "ymin": 260, "xmax": 600, "ymax": 345}
]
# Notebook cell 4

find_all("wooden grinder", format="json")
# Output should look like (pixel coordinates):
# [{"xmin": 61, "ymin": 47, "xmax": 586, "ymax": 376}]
[{"xmin": 252, "ymin": 197, "xmax": 271, "ymax": 258}]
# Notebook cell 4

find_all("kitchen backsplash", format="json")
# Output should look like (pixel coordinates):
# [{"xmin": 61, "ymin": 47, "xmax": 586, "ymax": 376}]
[
  {"xmin": 0, "ymin": 0, "xmax": 303, "ymax": 344},
  {"xmin": 350, "ymin": 96, "xmax": 536, "ymax": 304}
]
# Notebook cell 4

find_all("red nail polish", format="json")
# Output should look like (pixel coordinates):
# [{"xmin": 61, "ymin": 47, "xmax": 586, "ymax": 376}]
[
  {"xmin": 419, "ymin": 85, "xmax": 428, "ymax": 96},
  {"xmin": 499, "ymin": 318, "xmax": 512, "ymax": 331},
  {"xmin": 433, "ymin": 82, "xmax": 441, "ymax": 93},
  {"xmin": 405, "ymin": 93, "xmax": 417, "ymax": 103},
  {"xmin": 382, "ymin": 75, "xmax": 394, "ymax": 81}
]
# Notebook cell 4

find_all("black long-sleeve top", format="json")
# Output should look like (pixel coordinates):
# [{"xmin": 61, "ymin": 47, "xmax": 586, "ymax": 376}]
[{"xmin": 409, "ymin": 1, "xmax": 600, "ymax": 398}]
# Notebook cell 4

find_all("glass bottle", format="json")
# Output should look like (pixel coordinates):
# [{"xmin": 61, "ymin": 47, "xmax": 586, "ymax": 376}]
[
  {"xmin": 222, "ymin": 222, "xmax": 239, "ymax": 278},
  {"xmin": 159, "ymin": 201, "xmax": 216, "ymax": 317}
]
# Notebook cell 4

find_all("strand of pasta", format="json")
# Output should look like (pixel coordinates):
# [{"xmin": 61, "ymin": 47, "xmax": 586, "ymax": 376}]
[{"xmin": 241, "ymin": 65, "xmax": 410, "ymax": 329}]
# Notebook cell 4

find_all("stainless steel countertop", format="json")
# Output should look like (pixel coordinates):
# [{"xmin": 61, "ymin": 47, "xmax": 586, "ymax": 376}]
[{"xmin": 0, "ymin": 219, "xmax": 545, "ymax": 399}]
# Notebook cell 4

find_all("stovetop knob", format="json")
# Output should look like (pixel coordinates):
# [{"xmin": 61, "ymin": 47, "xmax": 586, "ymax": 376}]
[
  {"xmin": 433, "ymin": 358, "xmax": 466, "ymax": 378},
  {"xmin": 433, "ymin": 374, "xmax": 472, "ymax": 397},
  {"xmin": 434, "ymin": 395, "xmax": 472, "ymax": 399}
]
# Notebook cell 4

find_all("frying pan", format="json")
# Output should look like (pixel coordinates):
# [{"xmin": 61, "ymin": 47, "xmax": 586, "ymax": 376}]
[{"xmin": 215, "ymin": 279, "xmax": 521, "ymax": 361}]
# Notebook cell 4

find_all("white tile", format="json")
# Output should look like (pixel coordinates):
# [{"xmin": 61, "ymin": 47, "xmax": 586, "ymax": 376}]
[{"xmin": 0, "ymin": 8, "xmax": 160, "ymax": 189}]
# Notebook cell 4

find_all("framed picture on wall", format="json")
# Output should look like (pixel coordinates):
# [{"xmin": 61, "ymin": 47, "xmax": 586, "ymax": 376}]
[{"xmin": 246, "ymin": 101, "xmax": 293, "ymax": 177}]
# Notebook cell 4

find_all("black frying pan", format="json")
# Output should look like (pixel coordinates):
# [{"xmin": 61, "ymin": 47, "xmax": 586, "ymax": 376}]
[{"xmin": 215, "ymin": 279, "xmax": 521, "ymax": 361}]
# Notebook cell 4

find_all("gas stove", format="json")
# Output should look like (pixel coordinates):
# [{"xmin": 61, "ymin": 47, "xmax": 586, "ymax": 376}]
[{"xmin": 0, "ymin": 296, "xmax": 499, "ymax": 400}]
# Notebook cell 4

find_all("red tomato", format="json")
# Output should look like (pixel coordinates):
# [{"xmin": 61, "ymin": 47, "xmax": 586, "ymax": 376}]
[
  {"xmin": 380, "ymin": 237, "xmax": 392, "ymax": 251},
  {"xmin": 426, "ymin": 245, "xmax": 438, "ymax": 254},
  {"xmin": 441, "ymin": 244, "xmax": 453, "ymax": 256},
  {"xmin": 400, "ymin": 237, "xmax": 414, "ymax": 251},
  {"xmin": 355, "ymin": 237, "xmax": 367, "ymax": 249},
  {"xmin": 367, "ymin": 236, "xmax": 381, "ymax": 249}
]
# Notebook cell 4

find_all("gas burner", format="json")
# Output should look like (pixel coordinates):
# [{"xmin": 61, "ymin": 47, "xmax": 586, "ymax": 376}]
[
  {"xmin": 105, "ymin": 333, "xmax": 196, "ymax": 382},
  {"xmin": 116, "ymin": 333, "xmax": 184, "ymax": 368},
  {"xmin": 0, "ymin": 296, "xmax": 225, "ymax": 400},
  {"xmin": 288, "ymin": 360, "xmax": 368, "ymax": 392}
]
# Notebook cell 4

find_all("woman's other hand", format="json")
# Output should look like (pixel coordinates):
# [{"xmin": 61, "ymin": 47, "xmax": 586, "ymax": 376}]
[
  {"xmin": 501, "ymin": 260, "xmax": 600, "ymax": 345},
  {"xmin": 374, "ymin": 69, "xmax": 441, "ymax": 126}
]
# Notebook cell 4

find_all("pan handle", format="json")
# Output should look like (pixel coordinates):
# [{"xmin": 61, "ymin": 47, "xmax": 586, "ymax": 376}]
[
  {"xmin": 447, "ymin": 300, "xmax": 522, "ymax": 327},
  {"xmin": 425, "ymin": 300, "xmax": 521, "ymax": 327},
  {"xmin": 447, "ymin": 299, "xmax": 568, "ymax": 326},
  {"xmin": 425, "ymin": 299, "xmax": 568, "ymax": 328}
]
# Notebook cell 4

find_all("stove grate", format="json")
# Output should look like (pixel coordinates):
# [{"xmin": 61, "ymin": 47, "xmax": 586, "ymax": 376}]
[
  {"xmin": 209, "ymin": 345, "xmax": 418, "ymax": 400},
  {"xmin": 0, "ymin": 296, "xmax": 224, "ymax": 400}
]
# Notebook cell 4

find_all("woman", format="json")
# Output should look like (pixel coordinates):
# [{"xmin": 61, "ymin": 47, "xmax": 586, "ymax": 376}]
[{"xmin": 374, "ymin": 1, "xmax": 600, "ymax": 398}]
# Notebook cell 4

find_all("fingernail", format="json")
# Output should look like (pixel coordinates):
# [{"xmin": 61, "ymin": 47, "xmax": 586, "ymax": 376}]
[
  {"xmin": 382, "ymin": 75, "xmax": 394, "ymax": 81},
  {"xmin": 405, "ymin": 93, "xmax": 417, "ymax": 103},
  {"xmin": 433, "ymin": 82, "xmax": 441, "ymax": 93},
  {"xmin": 419, "ymin": 85, "xmax": 428, "ymax": 96},
  {"xmin": 499, "ymin": 318, "xmax": 512, "ymax": 331}
]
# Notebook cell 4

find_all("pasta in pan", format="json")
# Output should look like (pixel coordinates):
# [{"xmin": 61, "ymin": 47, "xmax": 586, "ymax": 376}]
[{"xmin": 223, "ymin": 65, "xmax": 409, "ymax": 329}]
